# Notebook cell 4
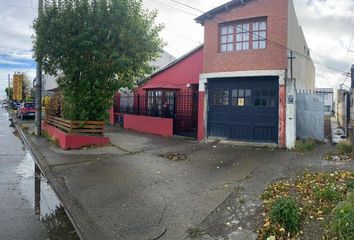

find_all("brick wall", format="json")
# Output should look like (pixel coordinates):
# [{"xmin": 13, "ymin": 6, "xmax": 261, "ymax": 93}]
[{"xmin": 203, "ymin": 0, "xmax": 288, "ymax": 73}]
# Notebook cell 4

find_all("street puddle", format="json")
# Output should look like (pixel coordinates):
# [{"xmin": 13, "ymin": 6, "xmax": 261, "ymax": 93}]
[
  {"xmin": 17, "ymin": 150, "xmax": 79, "ymax": 239},
  {"xmin": 16, "ymin": 150, "xmax": 60, "ymax": 218}
]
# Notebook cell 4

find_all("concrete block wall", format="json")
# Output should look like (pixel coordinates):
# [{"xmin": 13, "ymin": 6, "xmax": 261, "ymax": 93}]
[{"xmin": 296, "ymin": 92, "xmax": 324, "ymax": 141}]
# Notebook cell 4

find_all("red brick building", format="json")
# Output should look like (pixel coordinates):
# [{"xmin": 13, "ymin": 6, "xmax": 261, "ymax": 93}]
[
  {"xmin": 196, "ymin": 0, "xmax": 315, "ymax": 148},
  {"xmin": 113, "ymin": 0, "xmax": 315, "ymax": 148}
]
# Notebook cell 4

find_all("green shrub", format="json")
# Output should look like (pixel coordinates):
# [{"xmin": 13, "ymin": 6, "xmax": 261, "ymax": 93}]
[
  {"xmin": 314, "ymin": 185, "xmax": 342, "ymax": 202},
  {"xmin": 329, "ymin": 201, "xmax": 354, "ymax": 240},
  {"xmin": 346, "ymin": 180, "xmax": 354, "ymax": 191},
  {"xmin": 336, "ymin": 141, "xmax": 354, "ymax": 155},
  {"xmin": 270, "ymin": 197, "xmax": 301, "ymax": 234},
  {"xmin": 295, "ymin": 139, "xmax": 316, "ymax": 152}
]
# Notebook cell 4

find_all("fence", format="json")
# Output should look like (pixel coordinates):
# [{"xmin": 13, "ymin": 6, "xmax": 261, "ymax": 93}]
[
  {"xmin": 296, "ymin": 92, "xmax": 324, "ymax": 141},
  {"xmin": 113, "ymin": 90, "xmax": 198, "ymax": 137}
]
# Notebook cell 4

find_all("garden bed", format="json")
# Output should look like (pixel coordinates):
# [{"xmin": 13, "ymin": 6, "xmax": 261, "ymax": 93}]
[
  {"xmin": 259, "ymin": 171, "xmax": 354, "ymax": 240},
  {"xmin": 45, "ymin": 115, "xmax": 105, "ymax": 135}
]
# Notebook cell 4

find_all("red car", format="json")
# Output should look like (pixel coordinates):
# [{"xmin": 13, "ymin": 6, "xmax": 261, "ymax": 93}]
[{"xmin": 17, "ymin": 102, "xmax": 35, "ymax": 120}]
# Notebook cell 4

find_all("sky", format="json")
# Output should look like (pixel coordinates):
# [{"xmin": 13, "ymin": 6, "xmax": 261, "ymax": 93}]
[{"xmin": 0, "ymin": 0, "xmax": 353, "ymax": 99}]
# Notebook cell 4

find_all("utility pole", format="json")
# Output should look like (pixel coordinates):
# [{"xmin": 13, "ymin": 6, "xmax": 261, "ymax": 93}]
[
  {"xmin": 35, "ymin": 0, "xmax": 44, "ymax": 136},
  {"xmin": 7, "ymin": 74, "xmax": 10, "ymax": 103},
  {"xmin": 288, "ymin": 50, "xmax": 296, "ymax": 79}
]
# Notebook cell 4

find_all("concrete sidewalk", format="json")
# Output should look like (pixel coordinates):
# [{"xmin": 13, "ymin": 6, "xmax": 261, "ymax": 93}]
[
  {"xmin": 330, "ymin": 117, "xmax": 346, "ymax": 144},
  {"xmin": 15, "ymin": 122, "xmax": 354, "ymax": 240},
  {"xmin": 17, "ymin": 123, "xmax": 265, "ymax": 239}
]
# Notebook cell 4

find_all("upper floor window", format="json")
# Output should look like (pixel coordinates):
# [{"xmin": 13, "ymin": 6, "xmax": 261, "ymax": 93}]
[
  {"xmin": 220, "ymin": 26, "xmax": 234, "ymax": 52},
  {"xmin": 220, "ymin": 19, "xmax": 267, "ymax": 53}
]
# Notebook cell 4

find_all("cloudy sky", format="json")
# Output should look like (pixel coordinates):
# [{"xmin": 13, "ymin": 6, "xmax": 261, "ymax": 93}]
[{"xmin": 0, "ymin": 0, "xmax": 353, "ymax": 99}]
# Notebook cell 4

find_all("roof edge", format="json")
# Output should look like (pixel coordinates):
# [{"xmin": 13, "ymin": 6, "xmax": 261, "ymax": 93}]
[{"xmin": 195, "ymin": 0, "xmax": 247, "ymax": 25}]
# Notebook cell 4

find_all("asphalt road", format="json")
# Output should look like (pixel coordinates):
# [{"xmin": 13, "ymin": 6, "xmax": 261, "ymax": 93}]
[{"xmin": 0, "ymin": 108, "xmax": 47, "ymax": 240}]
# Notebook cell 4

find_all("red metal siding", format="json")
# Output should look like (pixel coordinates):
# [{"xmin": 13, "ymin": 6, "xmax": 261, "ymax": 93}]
[{"xmin": 139, "ymin": 47, "xmax": 203, "ymax": 91}]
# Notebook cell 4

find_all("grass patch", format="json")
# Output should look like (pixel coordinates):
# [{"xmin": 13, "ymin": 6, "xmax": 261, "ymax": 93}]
[
  {"xmin": 42, "ymin": 206, "xmax": 79, "ymax": 240},
  {"xmin": 186, "ymin": 227, "xmax": 204, "ymax": 239},
  {"xmin": 337, "ymin": 141, "xmax": 354, "ymax": 155},
  {"xmin": 269, "ymin": 197, "xmax": 301, "ymax": 235},
  {"xmin": 328, "ymin": 197, "xmax": 354, "ymax": 239},
  {"xmin": 258, "ymin": 171, "xmax": 354, "ymax": 240},
  {"xmin": 295, "ymin": 139, "xmax": 316, "ymax": 152},
  {"xmin": 41, "ymin": 130, "xmax": 60, "ymax": 146},
  {"xmin": 324, "ymin": 141, "xmax": 354, "ymax": 162}
]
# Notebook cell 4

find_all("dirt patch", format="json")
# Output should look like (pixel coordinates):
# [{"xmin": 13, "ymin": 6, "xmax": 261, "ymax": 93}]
[
  {"xmin": 159, "ymin": 152, "xmax": 189, "ymax": 161},
  {"xmin": 258, "ymin": 171, "xmax": 354, "ymax": 240}
]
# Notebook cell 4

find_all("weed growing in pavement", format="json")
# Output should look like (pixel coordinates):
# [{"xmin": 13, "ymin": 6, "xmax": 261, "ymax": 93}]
[
  {"xmin": 324, "ymin": 141, "xmax": 354, "ymax": 162},
  {"xmin": 314, "ymin": 185, "xmax": 342, "ymax": 203},
  {"xmin": 186, "ymin": 227, "xmax": 204, "ymax": 239},
  {"xmin": 42, "ymin": 206, "xmax": 79, "ymax": 240},
  {"xmin": 269, "ymin": 197, "xmax": 301, "ymax": 235},
  {"xmin": 336, "ymin": 141, "xmax": 354, "ymax": 155},
  {"xmin": 328, "ymin": 197, "xmax": 354, "ymax": 240},
  {"xmin": 295, "ymin": 139, "xmax": 316, "ymax": 152}
]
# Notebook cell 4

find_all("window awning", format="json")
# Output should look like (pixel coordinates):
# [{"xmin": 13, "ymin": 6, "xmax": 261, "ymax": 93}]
[{"xmin": 142, "ymin": 81, "xmax": 181, "ymax": 90}]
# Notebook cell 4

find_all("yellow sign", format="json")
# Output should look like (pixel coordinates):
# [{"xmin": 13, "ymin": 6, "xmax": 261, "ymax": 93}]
[
  {"xmin": 13, "ymin": 74, "xmax": 23, "ymax": 101},
  {"xmin": 238, "ymin": 98, "xmax": 245, "ymax": 107}
]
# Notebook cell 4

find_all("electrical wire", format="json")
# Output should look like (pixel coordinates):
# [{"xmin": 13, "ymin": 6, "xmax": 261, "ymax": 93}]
[{"xmin": 169, "ymin": 0, "xmax": 350, "ymax": 75}]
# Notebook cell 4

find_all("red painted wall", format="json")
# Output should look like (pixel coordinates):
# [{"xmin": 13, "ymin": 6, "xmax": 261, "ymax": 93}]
[
  {"xmin": 278, "ymin": 85, "xmax": 286, "ymax": 148},
  {"xmin": 202, "ymin": 0, "xmax": 288, "ymax": 73},
  {"xmin": 42, "ymin": 122, "xmax": 110, "ymax": 150},
  {"xmin": 123, "ymin": 114, "xmax": 173, "ymax": 137},
  {"xmin": 137, "ymin": 47, "xmax": 203, "ymax": 92}
]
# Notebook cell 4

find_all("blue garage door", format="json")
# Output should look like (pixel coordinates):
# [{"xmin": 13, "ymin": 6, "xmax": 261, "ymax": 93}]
[{"xmin": 208, "ymin": 76, "xmax": 279, "ymax": 143}]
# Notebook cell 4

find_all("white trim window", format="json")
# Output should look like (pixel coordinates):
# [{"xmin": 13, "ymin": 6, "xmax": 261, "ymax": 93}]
[
  {"xmin": 220, "ymin": 25, "xmax": 234, "ymax": 52},
  {"xmin": 236, "ymin": 23, "xmax": 250, "ymax": 51},
  {"xmin": 252, "ymin": 21, "xmax": 267, "ymax": 49},
  {"xmin": 219, "ymin": 19, "xmax": 267, "ymax": 52}
]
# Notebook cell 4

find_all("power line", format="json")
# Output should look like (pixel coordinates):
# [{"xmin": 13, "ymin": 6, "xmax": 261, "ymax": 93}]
[
  {"xmin": 0, "ymin": 3, "xmax": 34, "ymax": 9},
  {"xmin": 170, "ymin": 0, "xmax": 350, "ymax": 75}
]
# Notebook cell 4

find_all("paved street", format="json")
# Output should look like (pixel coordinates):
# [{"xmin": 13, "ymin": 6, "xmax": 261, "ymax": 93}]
[{"xmin": 0, "ymin": 108, "xmax": 47, "ymax": 240}]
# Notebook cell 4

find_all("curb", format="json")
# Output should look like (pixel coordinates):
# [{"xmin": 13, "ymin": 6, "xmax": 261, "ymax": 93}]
[{"xmin": 13, "ymin": 120, "xmax": 90, "ymax": 240}]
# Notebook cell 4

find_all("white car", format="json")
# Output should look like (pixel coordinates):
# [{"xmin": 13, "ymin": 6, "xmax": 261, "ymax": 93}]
[{"xmin": 1, "ymin": 102, "xmax": 8, "ymax": 109}]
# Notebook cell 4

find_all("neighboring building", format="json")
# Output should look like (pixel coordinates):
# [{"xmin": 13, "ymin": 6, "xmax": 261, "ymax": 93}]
[
  {"xmin": 193, "ymin": 0, "xmax": 315, "ymax": 148},
  {"xmin": 113, "ymin": 0, "xmax": 315, "ymax": 149},
  {"xmin": 43, "ymin": 51, "xmax": 176, "ymax": 94},
  {"xmin": 315, "ymin": 88, "xmax": 334, "ymax": 115}
]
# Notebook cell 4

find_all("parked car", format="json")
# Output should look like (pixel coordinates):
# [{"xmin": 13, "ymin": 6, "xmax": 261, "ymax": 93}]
[
  {"xmin": 1, "ymin": 101, "xmax": 8, "ymax": 109},
  {"xmin": 17, "ymin": 102, "xmax": 35, "ymax": 120},
  {"xmin": 12, "ymin": 101, "xmax": 21, "ymax": 110}
]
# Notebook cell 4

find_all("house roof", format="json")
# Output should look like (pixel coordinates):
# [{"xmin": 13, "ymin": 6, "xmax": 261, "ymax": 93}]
[
  {"xmin": 142, "ymin": 81, "xmax": 180, "ymax": 90},
  {"xmin": 147, "ymin": 44, "xmax": 204, "ymax": 79},
  {"xmin": 315, "ymin": 88, "xmax": 334, "ymax": 93},
  {"xmin": 195, "ymin": 0, "xmax": 250, "ymax": 25}
]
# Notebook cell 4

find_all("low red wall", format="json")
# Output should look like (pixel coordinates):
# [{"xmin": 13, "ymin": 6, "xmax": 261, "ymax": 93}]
[
  {"xmin": 197, "ymin": 91, "xmax": 205, "ymax": 141},
  {"xmin": 42, "ymin": 122, "xmax": 110, "ymax": 150},
  {"xmin": 123, "ymin": 114, "xmax": 173, "ymax": 137}
]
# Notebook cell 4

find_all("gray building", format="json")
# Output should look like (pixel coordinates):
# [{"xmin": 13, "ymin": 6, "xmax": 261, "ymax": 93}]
[
  {"xmin": 42, "ymin": 51, "xmax": 176, "ymax": 94},
  {"xmin": 315, "ymin": 88, "xmax": 334, "ymax": 115}
]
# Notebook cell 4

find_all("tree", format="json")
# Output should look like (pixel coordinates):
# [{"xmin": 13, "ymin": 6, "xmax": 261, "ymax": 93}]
[
  {"xmin": 33, "ymin": 0, "xmax": 164, "ymax": 121},
  {"xmin": 5, "ymin": 87, "xmax": 13, "ymax": 99}
]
